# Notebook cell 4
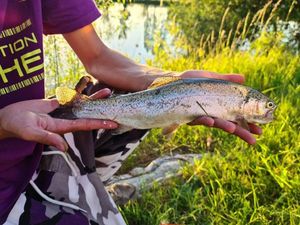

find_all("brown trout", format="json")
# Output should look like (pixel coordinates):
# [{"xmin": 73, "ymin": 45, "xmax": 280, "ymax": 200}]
[{"xmin": 51, "ymin": 77, "xmax": 276, "ymax": 134}]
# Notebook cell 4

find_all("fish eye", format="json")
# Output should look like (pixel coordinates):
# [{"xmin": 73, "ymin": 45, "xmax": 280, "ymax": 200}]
[{"xmin": 266, "ymin": 101, "xmax": 275, "ymax": 109}]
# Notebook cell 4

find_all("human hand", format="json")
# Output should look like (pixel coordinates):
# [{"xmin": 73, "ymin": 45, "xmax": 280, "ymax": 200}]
[
  {"xmin": 179, "ymin": 70, "xmax": 262, "ymax": 145},
  {"xmin": 0, "ymin": 89, "xmax": 117, "ymax": 151}
]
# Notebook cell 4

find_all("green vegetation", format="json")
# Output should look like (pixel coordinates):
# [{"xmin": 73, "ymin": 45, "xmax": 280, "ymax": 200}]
[
  {"xmin": 120, "ymin": 36, "xmax": 300, "ymax": 224},
  {"xmin": 168, "ymin": 0, "xmax": 300, "ymax": 52},
  {"xmin": 118, "ymin": 2, "xmax": 300, "ymax": 225},
  {"xmin": 95, "ymin": 0, "xmax": 172, "ymax": 7},
  {"xmin": 44, "ymin": 0, "xmax": 300, "ymax": 224}
]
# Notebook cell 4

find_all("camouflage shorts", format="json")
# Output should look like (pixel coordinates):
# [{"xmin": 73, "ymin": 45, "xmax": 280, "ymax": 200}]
[{"xmin": 4, "ymin": 83, "xmax": 149, "ymax": 225}]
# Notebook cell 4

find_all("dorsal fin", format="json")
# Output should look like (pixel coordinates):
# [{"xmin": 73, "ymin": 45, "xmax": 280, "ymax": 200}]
[
  {"xmin": 148, "ymin": 76, "xmax": 181, "ymax": 89},
  {"xmin": 56, "ymin": 87, "xmax": 89, "ymax": 105}
]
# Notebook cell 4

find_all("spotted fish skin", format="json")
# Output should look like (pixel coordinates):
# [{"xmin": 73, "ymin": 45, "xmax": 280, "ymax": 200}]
[{"xmin": 54, "ymin": 78, "xmax": 277, "ymax": 133}]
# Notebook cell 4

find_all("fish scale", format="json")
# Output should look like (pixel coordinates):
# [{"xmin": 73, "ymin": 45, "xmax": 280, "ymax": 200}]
[{"xmin": 52, "ymin": 78, "xmax": 277, "ymax": 134}]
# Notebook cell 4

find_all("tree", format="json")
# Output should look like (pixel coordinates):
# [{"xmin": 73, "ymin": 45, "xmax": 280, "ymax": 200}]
[{"xmin": 168, "ymin": 0, "xmax": 300, "ymax": 51}]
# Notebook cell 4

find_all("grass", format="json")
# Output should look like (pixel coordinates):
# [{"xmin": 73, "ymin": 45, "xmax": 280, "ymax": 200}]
[
  {"xmin": 120, "ymin": 40, "xmax": 300, "ymax": 224},
  {"xmin": 43, "ymin": 1, "xmax": 300, "ymax": 224},
  {"xmin": 118, "ymin": 5, "xmax": 300, "ymax": 224}
]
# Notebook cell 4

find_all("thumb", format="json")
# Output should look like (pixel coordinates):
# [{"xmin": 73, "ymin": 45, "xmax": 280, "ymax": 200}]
[
  {"xmin": 89, "ymin": 88, "xmax": 112, "ymax": 100},
  {"xmin": 30, "ymin": 99, "xmax": 60, "ymax": 114}
]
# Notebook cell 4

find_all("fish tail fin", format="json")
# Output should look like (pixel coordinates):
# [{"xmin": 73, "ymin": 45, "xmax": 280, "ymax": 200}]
[
  {"xmin": 50, "ymin": 86, "xmax": 86, "ymax": 119},
  {"xmin": 56, "ymin": 86, "xmax": 88, "ymax": 106}
]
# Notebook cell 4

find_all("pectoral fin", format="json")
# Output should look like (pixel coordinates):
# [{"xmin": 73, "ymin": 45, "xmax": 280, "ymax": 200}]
[
  {"xmin": 162, "ymin": 124, "xmax": 179, "ymax": 136},
  {"xmin": 236, "ymin": 118, "xmax": 250, "ymax": 131}
]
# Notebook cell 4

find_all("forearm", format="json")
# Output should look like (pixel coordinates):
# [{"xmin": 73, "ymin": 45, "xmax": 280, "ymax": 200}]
[
  {"xmin": 86, "ymin": 47, "xmax": 169, "ymax": 91},
  {"xmin": 63, "ymin": 25, "xmax": 174, "ymax": 91}
]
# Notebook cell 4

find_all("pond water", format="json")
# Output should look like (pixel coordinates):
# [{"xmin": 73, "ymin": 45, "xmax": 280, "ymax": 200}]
[
  {"xmin": 44, "ymin": 3, "xmax": 170, "ymax": 94},
  {"xmin": 97, "ymin": 3, "xmax": 170, "ymax": 63}
]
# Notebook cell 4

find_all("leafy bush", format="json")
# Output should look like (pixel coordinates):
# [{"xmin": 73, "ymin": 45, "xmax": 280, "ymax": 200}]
[{"xmin": 168, "ymin": 0, "xmax": 300, "ymax": 52}]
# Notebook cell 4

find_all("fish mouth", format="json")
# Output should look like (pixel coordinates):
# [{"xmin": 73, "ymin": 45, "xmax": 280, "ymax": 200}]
[
  {"xmin": 264, "ymin": 109, "xmax": 274, "ymax": 120},
  {"xmin": 248, "ymin": 110, "xmax": 275, "ymax": 124}
]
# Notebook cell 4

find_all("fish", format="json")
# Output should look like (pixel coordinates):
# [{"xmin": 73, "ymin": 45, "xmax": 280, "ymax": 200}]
[{"xmin": 50, "ymin": 76, "xmax": 277, "ymax": 134}]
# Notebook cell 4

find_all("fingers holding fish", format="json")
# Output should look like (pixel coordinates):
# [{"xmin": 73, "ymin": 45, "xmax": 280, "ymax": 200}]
[
  {"xmin": 211, "ymin": 119, "xmax": 257, "ymax": 145},
  {"xmin": 44, "ymin": 117, "xmax": 118, "ymax": 134},
  {"xmin": 248, "ymin": 123, "xmax": 262, "ymax": 135},
  {"xmin": 89, "ymin": 88, "xmax": 112, "ymax": 100},
  {"xmin": 231, "ymin": 125, "xmax": 257, "ymax": 145},
  {"xmin": 29, "ymin": 127, "xmax": 69, "ymax": 152},
  {"xmin": 211, "ymin": 118, "xmax": 237, "ymax": 133},
  {"xmin": 189, "ymin": 117, "xmax": 262, "ymax": 144}
]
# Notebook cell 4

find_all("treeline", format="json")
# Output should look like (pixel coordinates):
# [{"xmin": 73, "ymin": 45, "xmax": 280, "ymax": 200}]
[
  {"xmin": 96, "ymin": 0, "xmax": 176, "ymax": 6},
  {"xmin": 95, "ymin": 0, "xmax": 300, "ymax": 52},
  {"xmin": 169, "ymin": 0, "xmax": 300, "ymax": 52}
]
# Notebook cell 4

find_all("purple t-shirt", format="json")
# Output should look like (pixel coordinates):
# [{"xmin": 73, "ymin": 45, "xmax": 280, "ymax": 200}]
[{"xmin": 0, "ymin": 0, "xmax": 100, "ymax": 222}]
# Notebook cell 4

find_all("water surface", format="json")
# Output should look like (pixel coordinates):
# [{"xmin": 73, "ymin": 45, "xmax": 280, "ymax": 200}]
[{"xmin": 44, "ymin": 3, "xmax": 170, "ymax": 93}]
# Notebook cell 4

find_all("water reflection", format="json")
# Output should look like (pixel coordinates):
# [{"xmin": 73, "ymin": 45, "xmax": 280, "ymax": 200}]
[
  {"xmin": 96, "ymin": 3, "xmax": 169, "ymax": 62},
  {"xmin": 44, "ymin": 3, "xmax": 169, "ymax": 94}
]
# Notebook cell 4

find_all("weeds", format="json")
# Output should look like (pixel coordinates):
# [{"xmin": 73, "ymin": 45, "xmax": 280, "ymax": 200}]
[
  {"xmin": 120, "ymin": 1, "xmax": 300, "ymax": 224},
  {"xmin": 44, "ymin": 1, "xmax": 300, "ymax": 224}
]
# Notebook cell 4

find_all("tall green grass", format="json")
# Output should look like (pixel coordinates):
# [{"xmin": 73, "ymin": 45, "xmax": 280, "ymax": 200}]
[
  {"xmin": 43, "ymin": 1, "xmax": 299, "ymax": 224},
  {"xmin": 121, "ymin": 39, "xmax": 300, "ymax": 225},
  {"xmin": 120, "ymin": 2, "xmax": 300, "ymax": 224}
]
